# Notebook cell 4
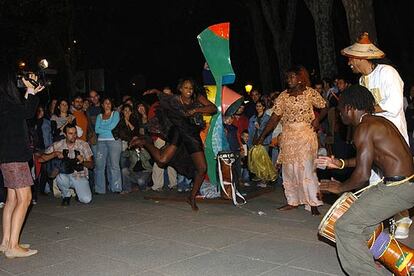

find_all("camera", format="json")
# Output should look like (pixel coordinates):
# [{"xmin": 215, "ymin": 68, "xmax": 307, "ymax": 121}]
[
  {"xmin": 16, "ymin": 59, "xmax": 53, "ymax": 88},
  {"xmin": 58, "ymin": 149, "xmax": 84, "ymax": 174}
]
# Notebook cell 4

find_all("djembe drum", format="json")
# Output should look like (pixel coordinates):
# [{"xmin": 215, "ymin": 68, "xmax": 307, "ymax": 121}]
[
  {"xmin": 370, "ymin": 232, "xmax": 414, "ymax": 275},
  {"xmin": 319, "ymin": 191, "xmax": 414, "ymax": 275},
  {"xmin": 217, "ymin": 151, "xmax": 237, "ymax": 200},
  {"xmin": 217, "ymin": 151, "xmax": 246, "ymax": 205},
  {"xmin": 318, "ymin": 192, "xmax": 383, "ymax": 247}
]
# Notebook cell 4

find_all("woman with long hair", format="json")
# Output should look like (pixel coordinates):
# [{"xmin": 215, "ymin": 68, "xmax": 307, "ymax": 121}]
[
  {"xmin": 0, "ymin": 71, "xmax": 44, "ymax": 258},
  {"xmin": 132, "ymin": 78, "xmax": 217, "ymax": 210},
  {"xmin": 50, "ymin": 99, "xmax": 76, "ymax": 141},
  {"xmin": 94, "ymin": 97, "xmax": 122, "ymax": 194},
  {"xmin": 256, "ymin": 65, "xmax": 327, "ymax": 216}
]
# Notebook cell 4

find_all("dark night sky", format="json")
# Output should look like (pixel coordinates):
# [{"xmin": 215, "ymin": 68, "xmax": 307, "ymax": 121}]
[
  {"xmin": 75, "ymin": 0, "xmax": 255, "ymax": 95},
  {"xmin": 1, "ymin": 0, "xmax": 414, "ymax": 100}
]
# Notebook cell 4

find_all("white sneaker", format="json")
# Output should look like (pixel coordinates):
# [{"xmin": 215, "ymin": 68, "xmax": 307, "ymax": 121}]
[
  {"xmin": 0, "ymin": 202, "xmax": 4, "ymax": 209},
  {"xmin": 395, "ymin": 217, "xmax": 412, "ymax": 239}
]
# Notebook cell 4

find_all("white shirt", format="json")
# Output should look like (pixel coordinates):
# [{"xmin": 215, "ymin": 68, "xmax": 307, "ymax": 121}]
[
  {"xmin": 359, "ymin": 64, "xmax": 408, "ymax": 185},
  {"xmin": 360, "ymin": 64, "xmax": 408, "ymax": 143}
]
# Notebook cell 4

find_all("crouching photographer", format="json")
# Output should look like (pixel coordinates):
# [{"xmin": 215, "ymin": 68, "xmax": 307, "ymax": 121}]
[{"xmin": 38, "ymin": 123, "xmax": 93, "ymax": 205}]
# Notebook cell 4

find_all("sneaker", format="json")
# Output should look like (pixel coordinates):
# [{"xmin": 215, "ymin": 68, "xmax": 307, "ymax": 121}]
[
  {"xmin": 257, "ymin": 182, "xmax": 267, "ymax": 188},
  {"xmin": 0, "ymin": 202, "xmax": 4, "ymax": 209},
  {"xmin": 177, "ymin": 188, "xmax": 183, "ymax": 193},
  {"xmin": 395, "ymin": 217, "xmax": 412, "ymax": 239}
]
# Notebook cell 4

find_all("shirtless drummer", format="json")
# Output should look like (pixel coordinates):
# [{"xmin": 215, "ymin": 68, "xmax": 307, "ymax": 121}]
[{"xmin": 317, "ymin": 84, "xmax": 414, "ymax": 275}]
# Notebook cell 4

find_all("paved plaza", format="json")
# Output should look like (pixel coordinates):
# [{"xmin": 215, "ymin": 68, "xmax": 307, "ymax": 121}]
[{"xmin": 1, "ymin": 187, "xmax": 412, "ymax": 275}]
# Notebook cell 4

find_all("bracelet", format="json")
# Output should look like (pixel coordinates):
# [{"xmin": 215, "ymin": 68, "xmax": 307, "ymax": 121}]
[{"xmin": 338, "ymin": 158, "xmax": 345, "ymax": 170}]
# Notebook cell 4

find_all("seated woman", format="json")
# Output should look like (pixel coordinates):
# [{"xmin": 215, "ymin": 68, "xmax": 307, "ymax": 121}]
[{"xmin": 131, "ymin": 78, "xmax": 217, "ymax": 210}]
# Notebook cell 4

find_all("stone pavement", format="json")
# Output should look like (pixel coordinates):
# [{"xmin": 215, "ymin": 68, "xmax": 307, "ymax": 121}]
[{"xmin": 0, "ymin": 187, "xmax": 412, "ymax": 276}]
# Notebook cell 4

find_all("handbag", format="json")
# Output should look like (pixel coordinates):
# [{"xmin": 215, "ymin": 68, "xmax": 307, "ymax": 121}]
[{"xmin": 111, "ymin": 121, "xmax": 121, "ymax": 140}]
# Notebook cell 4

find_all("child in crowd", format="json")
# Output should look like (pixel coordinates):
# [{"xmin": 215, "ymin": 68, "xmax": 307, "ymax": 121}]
[
  {"xmin": 223, "ymin": 116, "xmax": 239, "ymax": 152},
  {"xmin": 240, "ymin": 130, "xmax": 250, "ymax": 185}
]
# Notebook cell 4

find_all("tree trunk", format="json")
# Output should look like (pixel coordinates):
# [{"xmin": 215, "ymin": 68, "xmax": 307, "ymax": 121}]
[
  {"xmin": 341, "ymin": 0, "xmax": 377, "ymax": 43},
  {"xmin": 260, "ymin": 0, "xmax": 297, "ymax": 89},
  {"xmin": 245, "ymin": 0, "xmax": 273, "ymax": 94},
  {"xmin": 304, "ymin": 0, "xmax": 337, "ymax": 80}
]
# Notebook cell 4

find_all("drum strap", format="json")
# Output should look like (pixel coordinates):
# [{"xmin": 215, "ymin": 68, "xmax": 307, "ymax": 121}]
[
  {"xmin": 384, "ymin": 174, "xmax": 414, "ymax": 187},
  {"xmin": 354, "ymin": 174, "xmax": 414, "ymax": 196},
  {"xmin": 217, "ymin": 156, "xmax": 246, "ymax": 206}
]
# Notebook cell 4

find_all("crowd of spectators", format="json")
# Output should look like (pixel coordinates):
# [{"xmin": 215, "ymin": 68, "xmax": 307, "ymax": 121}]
[{"xmin": 0, "ymin": 75, "xmax": 413, "ymax": 214}]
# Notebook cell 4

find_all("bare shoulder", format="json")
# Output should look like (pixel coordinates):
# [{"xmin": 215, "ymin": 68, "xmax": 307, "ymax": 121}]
[
  {"xmin": 353, "ymin": 118, "xmax": 377, "ymax": 143},
  {"xmin": 356, "ymin": 115, "xmax": 391, "ymax": 142}
]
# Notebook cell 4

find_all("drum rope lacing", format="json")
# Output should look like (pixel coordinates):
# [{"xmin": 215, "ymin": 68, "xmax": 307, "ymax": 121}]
[{"xmin": 217, "ymin": 153, "xmax": 246, "ymax": 206}]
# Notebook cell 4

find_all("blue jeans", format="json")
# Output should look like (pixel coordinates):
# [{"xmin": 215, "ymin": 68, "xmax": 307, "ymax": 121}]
[
  {"xmin": 122, "ymin": 168, "xmax": 151, "ymax": 191},
  {"xmin": 241, "ymin": 167, "xmax": 250, "ymax": 183},
  {"xmin": 95, "ymin": 139, "xmax": 122, "ymax": 193},
  {"xmin": 177, "ymin": 174, "xmax": 192, "ymax": 191},
  {"xmin": 56, "ymin": 174, "xmax": 92, "ymax": 203}
]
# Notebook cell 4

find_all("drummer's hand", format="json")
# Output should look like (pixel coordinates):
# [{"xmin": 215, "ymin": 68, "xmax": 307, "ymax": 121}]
[
  {"xmin": 315, "ymin": 156, "xmax": 341, "ymax": 169},
  {"xmin": 319, "ymin": 178, "xmax": 342, "ymax": 194}
]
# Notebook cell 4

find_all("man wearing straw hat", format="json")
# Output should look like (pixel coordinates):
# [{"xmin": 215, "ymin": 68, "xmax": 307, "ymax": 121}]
[{"xmin": 341, "ymin": 32, "xmax": 411, "ymax": 240}]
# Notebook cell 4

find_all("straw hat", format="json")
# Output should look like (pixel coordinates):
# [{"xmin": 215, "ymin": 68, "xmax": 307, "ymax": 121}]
[{"xmin": 341, "ymin": 32, "xmax": 385, "ymax": 59}]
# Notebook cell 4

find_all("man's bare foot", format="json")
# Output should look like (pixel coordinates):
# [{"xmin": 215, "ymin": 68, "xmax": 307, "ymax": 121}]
[
  {"xmin": 277, "ymin": 204, "xmax": 298, "ymax": 211},
  {"xmin": 186, "ymin": 196, "xmax": 199, "ymax": 211},
  {"xmin": 311, "ymin": 206, "xmax": 321, "ymax": 216}
]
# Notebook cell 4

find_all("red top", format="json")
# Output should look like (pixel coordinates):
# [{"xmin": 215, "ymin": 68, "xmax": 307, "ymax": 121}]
[{"xmin": 232, "ymin": 114, "xmax": 249, "ymax": 146}]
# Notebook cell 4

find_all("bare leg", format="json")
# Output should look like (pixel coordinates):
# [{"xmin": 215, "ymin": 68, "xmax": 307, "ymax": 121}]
[
  {"xmin": 187, "ymin": 151, "xmax": 207, "ymax": 211},
  {"xmin": 143, "ymin": 142, "xmax": 178, "ymax": 167},
  {"xmin": 9, "ymin": 187, "xmax": 32, "ymax": 253},
  {"xmin": 1, "ymin": 188, "xmax": 17, "ymax": 247},
  {"xmin": 130, "ymin": 129, "xmax": 180, "ymax": 167}
]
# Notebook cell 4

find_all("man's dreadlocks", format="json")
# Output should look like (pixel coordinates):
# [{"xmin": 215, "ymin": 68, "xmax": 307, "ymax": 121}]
[{"xmin": 339, "ymin": 84, "xmax": 375, "ymax": 114}]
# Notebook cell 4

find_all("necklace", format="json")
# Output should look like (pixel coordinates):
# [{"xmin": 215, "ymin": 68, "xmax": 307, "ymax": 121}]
[{"xmin": 359, "ymin": 113, "xmax": 369, "ymax": 123}]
